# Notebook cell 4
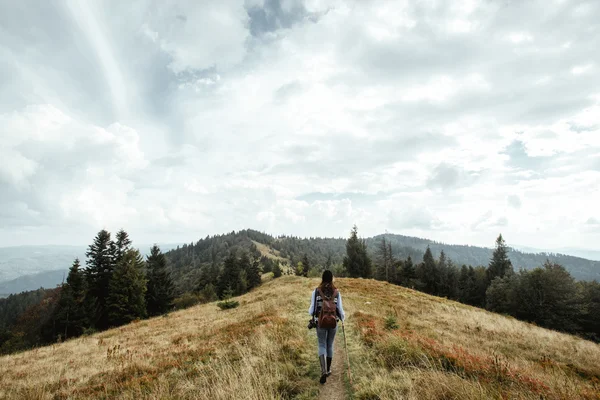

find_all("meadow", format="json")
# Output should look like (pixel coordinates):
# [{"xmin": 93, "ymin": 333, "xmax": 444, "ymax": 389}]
[{"xmin": 1, "ymin": 276, "xmax": 599, "ymax": 399}]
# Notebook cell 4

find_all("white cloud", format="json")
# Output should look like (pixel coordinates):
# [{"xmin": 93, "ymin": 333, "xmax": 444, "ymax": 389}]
[
  {"xmin": 1, "ymin": 0, "xmax": 600, "ymax": 251},
  {"xmin": 142, "ymin": 1, "xmax": 250, "ymax": 73},
  {"xmin": 571, "ymin": 64, "xmax": 594, "ymax": 75},
  {"xmin": 507, "ymin": 32, "xmax": 533, "ymax": 44}
]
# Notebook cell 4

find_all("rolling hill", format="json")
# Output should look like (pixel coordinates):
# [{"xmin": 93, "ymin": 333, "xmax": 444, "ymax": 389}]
[
  {"xmin": 1, "ymin": 276, "xmax": 598, "ymax": 399},
  {"xmin": 163, "ymin": 230, "xmax": 600, "ymax": 284}
]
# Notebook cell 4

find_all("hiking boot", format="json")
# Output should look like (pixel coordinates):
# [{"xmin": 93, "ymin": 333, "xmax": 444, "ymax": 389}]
[
  {"xmin": 319, "ymin": 355, "xmax": 327, "ymax": 384},
  {"xmin": 326, "ymin": 357, "xmax": 332, "ymax": 376}
]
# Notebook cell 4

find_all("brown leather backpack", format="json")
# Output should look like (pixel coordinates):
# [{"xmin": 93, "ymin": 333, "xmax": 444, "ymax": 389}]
[{"xmin": 317, "ymin": 287, "xmax": 338, "ymax": 329}]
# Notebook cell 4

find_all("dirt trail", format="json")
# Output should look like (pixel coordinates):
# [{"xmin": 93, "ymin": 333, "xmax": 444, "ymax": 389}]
[{"xmin": 318, "ymin": 334, "xmax": 348, "ymax": 400}]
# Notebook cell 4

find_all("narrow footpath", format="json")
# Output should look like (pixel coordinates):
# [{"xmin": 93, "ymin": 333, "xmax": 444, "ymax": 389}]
[{"xmin": 317, "ymin": 337, "xmax": 347, "ymax": 400}]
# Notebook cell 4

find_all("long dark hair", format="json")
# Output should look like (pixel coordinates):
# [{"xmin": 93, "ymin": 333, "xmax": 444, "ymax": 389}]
[{"xmin": 319, "ymin": 270, "xmax": 336, "ymax": 297}]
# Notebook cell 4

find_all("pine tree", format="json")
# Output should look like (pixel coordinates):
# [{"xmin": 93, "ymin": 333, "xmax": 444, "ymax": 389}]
[
  {"xmin": 273, "ymin": 262, "xmax": 283, "ymax": 278},
  {"xmin": 114, "ymin": 229, "xmax": 132, "ymax": 265},
  {"xmin": 487, "ymin": 234, "xmax": 513, "ymax": 283},
  {"xmin": 445, "ymin": 259, "xmax": 459, "ymax": 300},
  {"xmin": 486, "ymin": 274, "xmax": 518, "ymax": 314},
  {"xmin": 376, "ymin": 237, "xmax": 389, "ymax": 281},
  {"xmin": 247, "ymin": 258, "xmax": 262, "ymax": 290},
  {"xmin": 301, "ymin": 254, "xmax": 311, "ymax": 277},
  {"xmin": 472, "ymin": 266, "xmax": 489, "ymax": 307},
  {"xmin": 343, "ymin": 225, "xmax": 372, "ymax": 278},
  {"xmin": 237, "ymin": 252, "xmax": 253, "ymax": 293},
  {"xmin": 401, "ymin": 256, "xmax": 416, "ymax": 288},
  {"xmin": 295, "ymin": 261, "xmax": 304, "ymax": 277},
  {"xmin": 84, "ymin": 230, "xmax": 115, "ymax": 330},
  {"xmin": 419, "ymin": 247, "xmax": 437, "ymax": 294},
  {"xmin": 106, "ymin": 249, "xmax": 147, "ymax": 327},
  {"xmin": 217, "ymin": 253, "xmax": 241, "ymax": 298},
  {"xmin": 54, "ymin": 258, "xmax": 88, "ymax": 340},
  {"xmin": 458, "ymin": 265, "xmax": 474, "ymax": 304},
  {"xmin": 146, "ymin": 245, "xmax": 175, "ymax": 317},
  {"xmin": 325, "ymin": 254, "xmax": 333, "ymax": 270},
  {"xmin": 437, "ymin": 250, "xmax": 449, "ymax": 297},
  {"xmin": 387, "ymin": 242, "xmax": 397, "ymax": 284}
]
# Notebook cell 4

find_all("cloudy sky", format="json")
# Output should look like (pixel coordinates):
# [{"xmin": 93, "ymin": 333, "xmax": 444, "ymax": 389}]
[{"xmin": 1, "ymin": 0, "xmax": 599, "ymax": 250}]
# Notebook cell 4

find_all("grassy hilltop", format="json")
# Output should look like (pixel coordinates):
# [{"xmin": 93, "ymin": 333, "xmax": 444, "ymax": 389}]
[{"xmin": 1, "ymin": 276, "xmax": 599, "ymax": 400}]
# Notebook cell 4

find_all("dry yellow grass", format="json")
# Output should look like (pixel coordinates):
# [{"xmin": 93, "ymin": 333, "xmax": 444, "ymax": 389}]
[
  {"xmin": 252, "ymin": 241, "xmax": 289, "ymax": 264},
  {"xmin": 0, "ymin": 276, "xmax": 321, "ymax": 400},
  {"xmin": 336, "ymin": 278, "xmax": 600, "ymax": 400},
  {"xmin": 1, "ymin": 277, "xmax": 599, "ymax": 400}
]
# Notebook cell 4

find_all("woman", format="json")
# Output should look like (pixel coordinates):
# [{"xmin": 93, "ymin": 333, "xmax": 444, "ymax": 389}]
[{"xmin": 308, "ymin": 270, "xmax": 345, "ymax": 384}]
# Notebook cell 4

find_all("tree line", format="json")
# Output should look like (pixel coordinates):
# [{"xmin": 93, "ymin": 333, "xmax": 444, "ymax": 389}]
[
  {"xmin": 335, "ymin": 226, "xmax": 600, "ymax": 342},
  {"xmin": 272, "ymin": 231, "xmax": 600, "ymax": 281}
]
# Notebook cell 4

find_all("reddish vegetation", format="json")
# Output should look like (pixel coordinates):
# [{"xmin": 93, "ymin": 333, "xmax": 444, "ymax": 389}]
[{"xmin": 352, "ymin": 311, "xmax": 573, "ymax": 397}]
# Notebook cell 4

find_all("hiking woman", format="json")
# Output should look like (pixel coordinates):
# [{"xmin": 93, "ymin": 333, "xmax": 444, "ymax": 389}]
[{"xmin": 308, "ymin": 270, "xmax": 345, "ymax": 384}]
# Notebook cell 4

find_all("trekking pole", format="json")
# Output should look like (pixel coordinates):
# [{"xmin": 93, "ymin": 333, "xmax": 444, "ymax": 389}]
[{"xmin": 341, "ymin": 320, "xmax": 353, "ymax": 386}]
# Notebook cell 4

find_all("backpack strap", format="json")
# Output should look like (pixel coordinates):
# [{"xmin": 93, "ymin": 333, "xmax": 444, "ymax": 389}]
[
  {"xmin": 318, "ymin": 287, "xmax": 334, "ymax": 300},
  {"xmin": 312, "ymin": 288, "xmax": 318, "ymax": 317}
]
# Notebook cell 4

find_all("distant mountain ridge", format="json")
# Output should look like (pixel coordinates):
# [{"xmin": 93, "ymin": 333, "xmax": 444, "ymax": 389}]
[
  {"xmin": 0, "ymin": 243, "xmax": 181, "ymax": 296},
  {"xmin": 370, "ymin": 234, "xmax": 600, "ymax": 281},
  {"xmin": 0, "ymin": 270, "xmax": 67, "ymax": 297},
  {"xmin": 1, "ymin": 231, "xmax": 598, "ymax": 296},
  {"xmin": 164, "ymin": 229, "xmax": 600, "ymax": 283}
]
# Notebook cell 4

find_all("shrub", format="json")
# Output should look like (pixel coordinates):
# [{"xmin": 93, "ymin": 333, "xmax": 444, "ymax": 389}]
[
  {"xmin": 173, "ymin": 293, "xmax": 202, "ymax": 310},
  {"xmin": 217, "ymin": 287, "xmax": 239, "ymax": 310},
  {"xmin": 384, "ymin": 315, "xmax": 399, "ymax": 331},
  {"xmin": 217, "ymin": 300, "xmax": 240, "ymax": 310}
]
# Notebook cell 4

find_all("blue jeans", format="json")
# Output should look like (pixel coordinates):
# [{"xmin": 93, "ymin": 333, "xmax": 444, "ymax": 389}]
[{"xmin": 316, "ymin": 326, "xmax": 337, "ymax": 357}]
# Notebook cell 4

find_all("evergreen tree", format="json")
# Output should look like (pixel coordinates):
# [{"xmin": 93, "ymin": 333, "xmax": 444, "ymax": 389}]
[
  {"xmin": 114, "ymin": 229, "xmax": 132, "ymax": 265},
  {"xmin": 445, "ymin": 259, "xmax": 459, "ymax": 300},
  {"xmin": 342, "ymin": 225, "xmax": 372, "ymax": 278},
  {"xmin": 471, "ymin": 266, "xmax": 489, "ymax": 307},
  {"xmin": 487, "ymin": 234, "xmax": 513, "ymax": 282},
  {"xmin": 437, "ymin": 250, "xmax": 449, "ymax": 297},
  {"xmin": 294, "ymin": 260, "xmax": 302, "ymax": 276},
  {"xmin": 458, "ymin": 265, "xmax": 476, "ymax": 304},
  {"xmin": 401, "ymin": 256, "xmax": 416, "ymax": 288},
  {"xmin": 419, "ymin": 247, "xmax": 438, "ymax": 294},
  {"xmin": 200, "ymin": 283, "xmax": 218, "ymax": 302},
  {"xmin": 54, "ymin": 258, "xmax": 88, "ymax": 340},
  {"xmin": 486, "ymin": 274, "xmax": 518, "ymax": 314},
  {"xmin": 325, "ymin": 254, "xmax": 333, "ymax": 270},
  {"xmin": 84, "ymin": 230, "xmax": 116, "ymax": 330},
  {"xmin": 260, "ymin": 256, "xmax": 273, "ymax": 273},
  {"xmin": 515, "ymin": 261, "xmax": 580, "ymax": 332},
  {"xmin": 273, "ymin": 262, "xmax": 283, "ymax": 278},
  {"xmin": 106, "ymin": 249, "xmax": 147, "ymax": 327},
  {"xmin": 238, "ymin": 253, "xmax": 252, "ymax": 293},
  {"xmin": 217, "ymin": 253, "xmax": 241, "ymax": 298},
  {"xmin": 301, "ymin": 254, "xmax": 311, "ymax": 277},
  {"xmin": 376, "ymin": 237, "xmax": 389, "ymax": 281},
  {"xmin": 146, "ymin": 245, "xmax": 175, "ymax": 317},
  {"xmin": 387, "ymin": 242, "xmax": 397, "ymax": 284},
  {"xmin": 578, "ymin": 281, "xmax": 600, "ymax": 341},
  {"xmin": 247, "ymin": 258, "xmax": 262, "ymax": 290}
]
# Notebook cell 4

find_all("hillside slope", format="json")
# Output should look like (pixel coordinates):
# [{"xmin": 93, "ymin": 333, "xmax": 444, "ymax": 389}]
[{"xmin": 1, "ymin": 277, "xmax": 599, "ymax": 399}]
